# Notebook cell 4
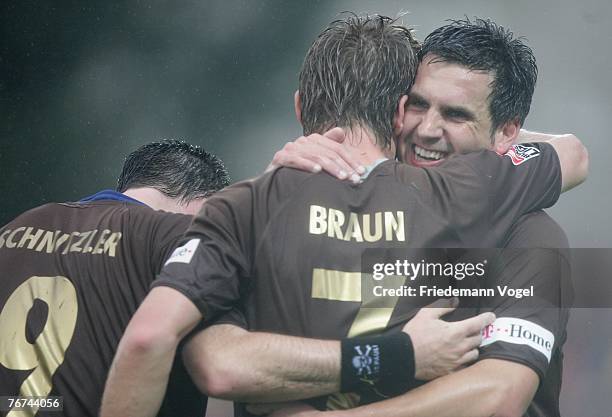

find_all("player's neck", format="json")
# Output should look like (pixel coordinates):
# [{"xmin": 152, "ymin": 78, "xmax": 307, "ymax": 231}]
[
  {"xmin": 122, "ymin": 188, "xmax": 204, "ymax": 215},
  {"xmin": 342, "ymin": 127, "xmax": 395, "ymax": 166}
]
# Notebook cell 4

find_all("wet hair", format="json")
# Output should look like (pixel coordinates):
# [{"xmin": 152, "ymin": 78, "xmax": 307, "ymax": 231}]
[
  {"xmin": 420, "ymin": 17, "xmax": 537, "ymax": 135},
  {"xmin": 116, "ymin": 140, "xmax": 230, "ymax": 202},
  {"xmin": 298, "ymin": 14, "xmax": 420, "ymax": 149}
]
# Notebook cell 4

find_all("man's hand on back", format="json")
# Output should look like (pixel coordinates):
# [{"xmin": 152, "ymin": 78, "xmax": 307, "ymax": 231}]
[{"xmin": 268, "ymin": 127, "xmax": 365, "ymax": 183}]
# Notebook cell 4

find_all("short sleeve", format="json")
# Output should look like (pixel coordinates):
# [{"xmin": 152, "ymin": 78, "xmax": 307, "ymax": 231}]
[
  {"xmin": 152, "ymin": 181, "xmax": 256, "ymax": 324},
  {"xmin": 424, "ymin": 143, "xmax": 562, "ymax": 244},
  {"xmin": 477, "ymin": 245, "xmax": 572, "ymax": 380},
  {"xmin": 475, "ymin": 143, "xmax": 561, "ymax": 222},
  {"xmin": 149, "ymin": 213, "xmax": 194, "ymax": 274}
]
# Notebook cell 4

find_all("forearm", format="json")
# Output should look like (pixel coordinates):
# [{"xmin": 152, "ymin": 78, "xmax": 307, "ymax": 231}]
[
  {"xmin": 186, "ymin": 304, "xmax": 494, "ymax": 403},
  {"xmin": 184, "ymin": 324, "xmax": 340, "ymax": 402},
  {"xmin": 327, "ymin": 359, "xmax": 537, "ymax": 417},
  {"xmin": 518, "ymin": 129, "xmax": 588, "ymax": 192},
  {"xmin": 517, "ymin": 128, "xmax": 564, "ymax": 143},
  {"xmin": 100, "ymin": 333, "xmax": 179, "ymax": 417},
  {"xmin": 101, "ymin": 287, "xmax": 202, "ymax": 417},
  {"xmin": 328, "ymin": 371, "xmax": 501, "ymax": 417}
]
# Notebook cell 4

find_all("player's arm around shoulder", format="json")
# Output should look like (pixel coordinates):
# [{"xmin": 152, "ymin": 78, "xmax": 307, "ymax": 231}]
[
  {"xmin": 259, "ymin": 359, "xmax": 538, "ymax": 417},
  {"xmin": 100, "ymin": 286, "xmax": 201, "ymax": 417},
  {"xmin": 313, "ymin": 358, "xmax": 537, "ymax": 417},
  {"xmin": 182, "ymin": 324, "xmax": 261, "ymax": 399},
  {"xmin": 182, "ymin": 323, "xmax": 342, "ymax": 403},
  {"xmin": 518, "ymin": 129, "xmax": 589, "ymax": 192},
  {"xmin": 449, "ymin": 358, "xmax": 539, "ymax": 417}
]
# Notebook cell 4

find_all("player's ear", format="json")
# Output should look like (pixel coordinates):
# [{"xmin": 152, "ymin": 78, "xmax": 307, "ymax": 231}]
[
  {"xmin": 393, "ymin": 95, "xmax": 409, "ymax": 136},
  {"xmin": 493, "ymin": 117, "xmax": 520, "ymax": 154},
  {"xmin": 294, "ymin": 90, "xmax": 303, "ymax": 126}
]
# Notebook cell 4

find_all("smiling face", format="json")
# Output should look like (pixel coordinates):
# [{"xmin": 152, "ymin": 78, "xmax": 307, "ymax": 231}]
[{"xmin": 398, "ymin": 54, "xmax": 502, "ymax": 167}]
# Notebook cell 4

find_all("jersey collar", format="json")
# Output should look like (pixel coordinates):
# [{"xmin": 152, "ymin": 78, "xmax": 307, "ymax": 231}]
[
  {"xmin": 79, "ymin": 189, "xmax": 148, "ymax": 207},
  {"xmin": 361, "ymin": 158, "xmax": 389, "ymax": 180}
]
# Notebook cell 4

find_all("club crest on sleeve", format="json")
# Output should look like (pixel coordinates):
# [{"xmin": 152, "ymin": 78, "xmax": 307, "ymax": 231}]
[
  {"xmin": 504, "ymin": 144, "xmax": 540, "ymax": 165},
  {"xmin": 165, "ymin": 238, "xmax": 200, "ymax": 266}
]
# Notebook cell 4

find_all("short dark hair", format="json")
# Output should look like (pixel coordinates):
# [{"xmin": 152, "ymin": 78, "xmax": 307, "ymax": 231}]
[
  {"xmin": 299, "ymin": 14, "xmax": 420, "ymax": 149},
  {"xmin": 116, "ymin": 140, "xmax": 230, "ymax": 202},
  {"xmin": 420, "ymin": 18, "xmax": 537, "ymax": 135}
]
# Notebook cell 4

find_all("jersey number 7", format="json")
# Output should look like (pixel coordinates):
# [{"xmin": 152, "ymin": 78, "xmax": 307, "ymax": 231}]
[{"xmin": 312, "ymin": 268, "xmax": 406, "ymax": 410}]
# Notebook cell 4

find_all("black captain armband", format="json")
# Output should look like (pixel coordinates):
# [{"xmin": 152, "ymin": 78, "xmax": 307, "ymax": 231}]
[{"xmin": 340, "ymin": 332, "xmax": 415, "ymax": 395}]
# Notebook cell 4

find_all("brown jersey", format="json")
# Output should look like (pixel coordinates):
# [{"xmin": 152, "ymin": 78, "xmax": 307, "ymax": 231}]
[
  {"xmin": 215, "ymin": 212, "xmax": 571, "ymax": 417},
  {"xmin": 0, "ymin": 194, "xmax": 205, "ymax": 417},
  {"xmin": 478, "ymin": 211, "xmax": 571, "ymax": 417},
  {"xmin": 155, "ymin": 144, "xmax": 562, "ymax": 414}
]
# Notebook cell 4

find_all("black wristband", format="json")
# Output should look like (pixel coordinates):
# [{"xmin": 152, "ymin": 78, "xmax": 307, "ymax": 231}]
[{"xmin": 340, "ymin": 332, "xmax": 415, "ymax": 395}]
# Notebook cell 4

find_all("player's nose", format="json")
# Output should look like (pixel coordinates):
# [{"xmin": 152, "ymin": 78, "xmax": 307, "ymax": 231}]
[{"xmin": 416, "ymin": 110, "xmax": 444, "ymax": 141}]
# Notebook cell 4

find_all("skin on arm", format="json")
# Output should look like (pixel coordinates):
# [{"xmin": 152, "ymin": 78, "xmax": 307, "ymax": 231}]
[
  {"xmin": 327, "ymin": 359, "xmax": 538, "ymax": 417},
  {"xmin": 258, "ymin": 359, "xmax": 538, "ymax": 417},
  {"xmin": 273, "ymin": 128, "xmax": 588, "ymax": 193},
  {"xmin": 517, "ymin": 129, "xmax": 589, "ymax": 192},
  {"xmin": 180, "ymin": 300, "xmax": 494, "ymax": 403},
  {"xmin": 517, "ymin": 128, "xmax": 571, "ymax": 143},
  {"xmin": 100, "ymin": 287, "xmax": 202, "ymax": 417},
  {"xmin": 183, "ymin": 324, "xmax": 340, "ymax": 402}
]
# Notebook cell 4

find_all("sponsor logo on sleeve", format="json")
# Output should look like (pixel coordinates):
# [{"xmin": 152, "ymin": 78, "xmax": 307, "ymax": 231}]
[
  {"xmin": 504, "ymin": 144, "xmax": 541, "ymax": 166},
  {"xmin": 164, "ymin": 238, "xmax": 200, "ymax": 266},
  {"xmin": 480, "ymin": 317, "xmax": 555, "ymax": 362}
]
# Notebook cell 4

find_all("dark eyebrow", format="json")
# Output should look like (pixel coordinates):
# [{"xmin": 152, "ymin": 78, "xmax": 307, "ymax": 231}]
[
  {"xmin": 440, "ymin": 104, "xmax": 475, "ymax": 121},
  {"xmin": 408, "ymin": 92, "xmax": 428, "ymax": 105}
]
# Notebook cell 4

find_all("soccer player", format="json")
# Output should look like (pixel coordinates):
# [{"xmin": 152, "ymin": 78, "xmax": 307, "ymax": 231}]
[
  {"xmin": 267, "ymin": 18, "xmax": 577, "ymax": 417},
  {"xmin": 101, "ymin": 15, "xmax": 586, "ymax": 417},
  {"xmin": 0, "ymin": 140, "xmax": 230, "ymax": 417}
]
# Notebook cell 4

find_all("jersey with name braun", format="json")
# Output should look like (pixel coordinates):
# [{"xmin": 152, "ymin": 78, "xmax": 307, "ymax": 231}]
[
  {"xmin": 0, "ymin": 199, "xmax": 204, "ymax": 417},
  {"xmin": 155, "ymin": 144, "xmax": 562, "ymax": 413}
]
